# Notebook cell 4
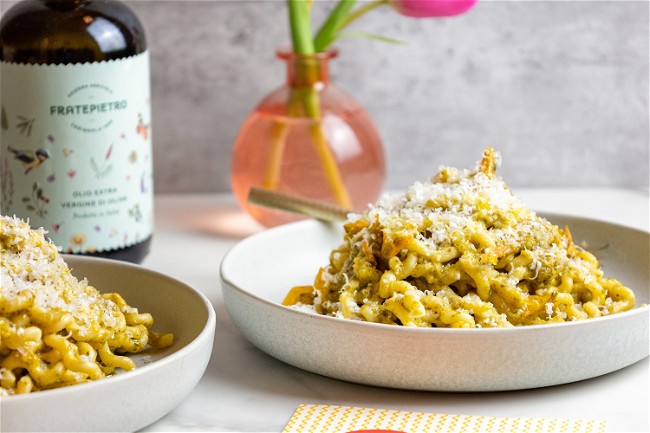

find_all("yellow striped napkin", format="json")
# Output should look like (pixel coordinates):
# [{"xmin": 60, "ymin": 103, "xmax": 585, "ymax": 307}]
[{"xmin": 282, "ymin": 404, "xmax": 607, "ymax": 433}]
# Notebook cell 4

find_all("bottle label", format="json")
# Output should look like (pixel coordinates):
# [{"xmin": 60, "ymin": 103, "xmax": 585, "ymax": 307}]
[{"xmin": 0, "ymin": 52, "xmax": 153, "ymax": 254}]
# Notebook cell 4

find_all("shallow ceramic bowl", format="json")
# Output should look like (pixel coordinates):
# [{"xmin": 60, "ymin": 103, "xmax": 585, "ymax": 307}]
[
  {"xmin": 221, "ymin": 213, "xmax": 649, "ymax": 392},
  {"xmin": 1, "ymin": 256, "xmax": 216, "ymax": 432}
]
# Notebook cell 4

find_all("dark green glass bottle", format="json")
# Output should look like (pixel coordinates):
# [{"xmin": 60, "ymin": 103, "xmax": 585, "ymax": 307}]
[{"xmin": 1, "ymin": 0, "xmax": 153, "ymax": 263}]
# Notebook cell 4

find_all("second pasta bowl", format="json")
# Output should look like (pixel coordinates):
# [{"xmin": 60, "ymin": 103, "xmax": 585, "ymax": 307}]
[{"xmin": 2, "ymin": 256, "xmax": 216, "ymax": 432}]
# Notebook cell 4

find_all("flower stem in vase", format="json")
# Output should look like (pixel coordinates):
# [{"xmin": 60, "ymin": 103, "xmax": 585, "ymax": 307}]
[
  {"xmin": 261, "ymin": 91, "xmax": 300, "ymax": 190},
  {"xmin": 260, "ymin": 58, "xmax": 352, "ymax": 208},
  {"xmin": 261, "ymin": 123, "xmax": 290, "ymax": 191},
  {"xmin": 285, "ymin": 0, "xmax": 352, "ymax": 208},
  {"xmin": 302, "ymin": 89, "xmax": 352, "ymax": 208}
]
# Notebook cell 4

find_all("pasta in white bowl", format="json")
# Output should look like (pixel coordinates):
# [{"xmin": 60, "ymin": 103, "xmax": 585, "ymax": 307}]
[
  {"xmin": 1, "ymin": 216, "xmax": 174, "ymax": 395},
  {"xmin": 283, "ymin": 149, "xmax": 635, "ymax": 328},
  {"xmin": 221, "ymin": 149, "xmax": 648, "ymax": 391},
  {"xmin": 1, "ymin": 251, "xmax": 215, "ymax": 432},
  {"xmin": 221, "ymin": 215, "xmax": 648, "ymax": 391}
]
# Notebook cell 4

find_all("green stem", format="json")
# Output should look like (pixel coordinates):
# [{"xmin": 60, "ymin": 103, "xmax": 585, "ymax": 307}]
[
  {"xmin": 288, "ymin": 0, "xmax": 315, "ymax": 55},
  {"xmin": 282, "ymin": 0, "xmax": 353, "ymax": 207},
  {"xmin": 313, "ymin": 0, "xmax": 357, "ymax": 53},
  {"xmin": 262, "ymin": 93, "xmax": 302, "ymax": 190},
  {"xmin": 339, "ymin": 0, "xmax": 388, "ymax": 33}
]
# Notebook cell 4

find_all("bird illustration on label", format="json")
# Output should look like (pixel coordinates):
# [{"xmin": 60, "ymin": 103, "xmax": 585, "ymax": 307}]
[{"xmin": 7, "ymin": 146, "xmax": 50, "ymax": 174}]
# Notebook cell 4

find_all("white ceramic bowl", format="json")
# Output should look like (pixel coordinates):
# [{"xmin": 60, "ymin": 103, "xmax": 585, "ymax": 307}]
[
  {"xmin": 1, "ymin": 256, "xmax": 216, "ymax": 432},
  {"xmin": 221, "ymin": 214, "xmax": 649, "ymax": 392}
]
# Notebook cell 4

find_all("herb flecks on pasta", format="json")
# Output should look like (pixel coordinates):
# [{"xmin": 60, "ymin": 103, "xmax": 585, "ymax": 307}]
[
  {"xmin": 284, "ymin": 148, "xmax": 635, "ymax": 328},
  {"xmin": 0, "ymin": 216, "xmax": 173, "ymax": 395}
]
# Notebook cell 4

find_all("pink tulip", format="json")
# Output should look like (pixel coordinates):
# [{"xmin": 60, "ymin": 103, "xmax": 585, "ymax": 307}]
[{"xmin": 387, "ymin": 0, "xmax": 477, "ymax": 17}]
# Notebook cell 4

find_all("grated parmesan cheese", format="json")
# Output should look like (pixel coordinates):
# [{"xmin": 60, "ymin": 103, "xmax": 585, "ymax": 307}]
[
  {"xmin": 286, "ymin": 148, "xmax": 636, "ymax": 327},
  {"xmin": 1, "ymin": 215, "xmax": 171, "ymax": 395},
  {"xmin": 1, "ymin": 216, "xmax": 121, "ymax": 335}
]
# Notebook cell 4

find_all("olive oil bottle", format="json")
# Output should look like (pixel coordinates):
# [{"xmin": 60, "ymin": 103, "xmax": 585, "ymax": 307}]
[{"xmin": 0, "ymin": 0, "xmax": 153, "ymax": 263}]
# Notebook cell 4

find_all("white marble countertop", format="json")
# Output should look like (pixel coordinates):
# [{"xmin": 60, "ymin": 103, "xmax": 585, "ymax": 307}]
[{"xmin": 139, "ymin": 189, "xmax": 649, "ymax": 433}]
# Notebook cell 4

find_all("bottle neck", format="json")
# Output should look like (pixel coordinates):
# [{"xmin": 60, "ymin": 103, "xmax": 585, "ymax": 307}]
[
  {"xmin": 39, "ymin": 0, "xmax": 91, "ymax": 3},
  {"xmin": 278, "ymin": 49, "xmax": 337, "ymax": 89},
  {"xmin": 0, "ymin": 0, "xmax": 145, "ymax": 63},
  {"xmin": 39, "ymin": 0, "xmax": 92, "ymax": 10}
]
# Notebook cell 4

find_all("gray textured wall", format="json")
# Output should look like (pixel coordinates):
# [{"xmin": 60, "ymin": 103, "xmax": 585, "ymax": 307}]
[{"xmin": 3, "ymin": 0, "xmax": 649, "ymax": 192}]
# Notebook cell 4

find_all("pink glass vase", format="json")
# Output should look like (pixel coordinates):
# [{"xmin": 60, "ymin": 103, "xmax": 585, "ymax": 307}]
[{"xmin": 231, "ymin": 49, "xmax": 386, "ymax": 227}]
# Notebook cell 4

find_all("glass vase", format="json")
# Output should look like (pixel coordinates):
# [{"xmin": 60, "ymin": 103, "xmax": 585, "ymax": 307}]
[{"xmin": 231, "ymin": 49, "xmax": 386, "ymax": 227}]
